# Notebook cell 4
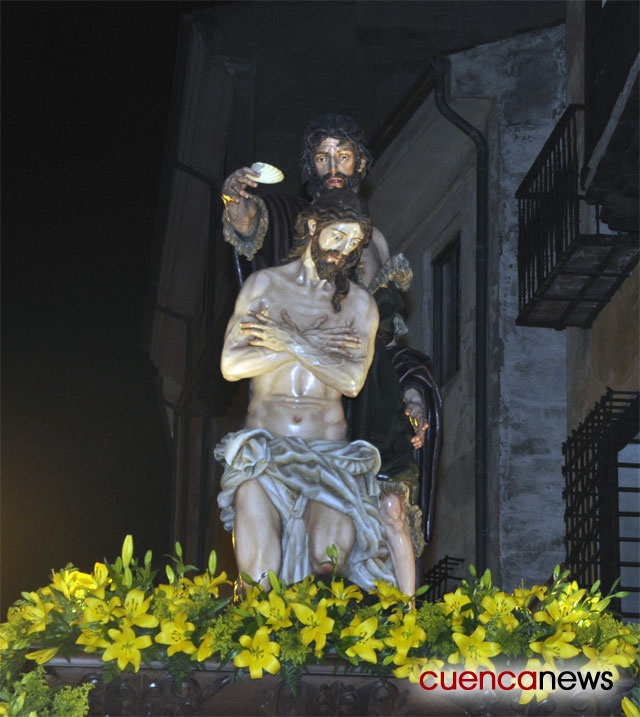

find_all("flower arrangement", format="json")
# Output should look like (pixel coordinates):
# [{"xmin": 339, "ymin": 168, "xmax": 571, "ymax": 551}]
[{"xmin": 1, "ymin": 536, "xmax": 638, "ymax": 716}]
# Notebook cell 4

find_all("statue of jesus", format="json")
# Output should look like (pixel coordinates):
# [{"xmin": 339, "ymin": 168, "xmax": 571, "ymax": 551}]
[{"xmin": 215, "ymin": 190, "xmax": 395, "ymax": 590}]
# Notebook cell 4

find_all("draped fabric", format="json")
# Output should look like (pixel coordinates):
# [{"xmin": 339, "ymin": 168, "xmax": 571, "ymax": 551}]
[
  {"xmin": 387, "ymin": 346, "xmax": 443, "ymax": 545},
  {"xmin": 215, "ymin": 429, "xmax": 396, "ymax": 589}
]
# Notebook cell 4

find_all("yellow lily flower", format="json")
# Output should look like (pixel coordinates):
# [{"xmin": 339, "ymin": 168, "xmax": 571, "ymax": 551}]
[
  {"xmin": 50, "ymin": 567, "xmax": 100, "ymax": 601},
  {"xmin": 582, "ymin": 638, "xmax": 632, "ymax": 682},
  {"xmin": 21, "ymin": 592, "xmax": 54, "ymax": 634},
  {"xmin": 392, "ymin": 655, "xmax": 444, "ymax": 683},
  {"xmin": 513, "ymin": 584, "xmax": 547, "ymax": 608},
  {"xmin": 49, "ymin": 569, "xmax": 73, "ymax": 600},
  {"xmin": 233, "ymin": 584, "xmax": 263, "ymax": 618},
  {"xmin": 155, "ymin": 580, "xmax": 194, "ymax": 611},
  {"xmin": 196, "ymin": 630, "xmax": 215, "ymax": 662},
  {"xmin": 25, "ymin": 646, "xmax": 59, "ymax": 665},
  {"xmin": 442, "ymin": 588, "xmax": 472, "ymax": 628},
  {"xmin": 256, "ymin": 591, "xmax": 293, "ymax": 631},
  {"xmin": 82, "ymin": 595, "xmax": 121, "ymax": 624},
  {"xmin": 76, "ymin": 626, "xmax": 110, "ymax": 652},
  {"xmin": 340, "ymin": 615, "xmax": 384, "ymax": 664},
  {"xmin": 534, "ymin": 596, "xmax": 589, "ymax": 625},
  {"xmin": 113, "ymin": 589, "xmax": 159, "ymax": 629},
  {"xmin": 622, "ymin": 696, "xmax": 640, "ymax": 717},
  {"xmin": 618, "ymin": 624, "xmax": 639, "ymax": 644},
  {"xmin": 284, "ymin": 576, "xmax": 319, "ymax": 604},
  {"xmin": 530, "ymin": 628, "xmax": 580, "ymax": 668},
  {"xmin": 103, "ymin": 624, "xmax": 152, "ymax": 672},
  {"xmin": 234, "ymin": 626, "xmax": 281, "ymax": 679},
  {"xmin": 620, "ymin": 637, "xmax": 639, "ymax": 661},
  {"xmin": 384, "ymin": 610, "xmax": 426, "ymax": 658},
  {"xmin": 478, "ymin": 592, "xmax": 519, "ymax": 630},
  {"xmin": 450, "ymin": 625, "xmax": 501, "ymax": 671},
  {"xmin": 292, "ymin": 598, "xmax": 334, "ymax": 652},
  {"xmin": 88, "ymin": 562, "xmax": 111, "ymax": 599},
  {"xmin": 325, "ymin": 580, "xmax": 363, "ymax": 608},
  {"xmin": 518, "ymin": 657, "xmax": 555, "ymax": 705},
  {"xmin": 372, "ymin": 580, "xmax": 406, "ymax": 609},
  {"xmin": 191, "ymin": 570, "xmax": 230, "ymax": 598},
  {"xmin": 155, "ymin": 611, "xmax": 197, "ymax": 656},
  {"xmin": 5, "ymin": 605, "xmax": 21, "ymax": 623}
]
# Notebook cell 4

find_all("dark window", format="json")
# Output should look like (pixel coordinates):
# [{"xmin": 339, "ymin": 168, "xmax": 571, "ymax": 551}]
[{"xmin": 432, "ymin": 238, "xmax": 460, "ymax": 385}]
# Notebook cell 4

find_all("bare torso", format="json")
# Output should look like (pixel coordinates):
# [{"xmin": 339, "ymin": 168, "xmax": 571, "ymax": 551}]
[
  {"xmin": 222, "ymin": 258, "xmax": 378, "ymax": 441},
  {"xmin": 245, "ymin": 266, "xmax": 352, "ymax": 440},
  {"xmin": 246, "ymin": 383, "xmax": 347, "ymax": 440}
]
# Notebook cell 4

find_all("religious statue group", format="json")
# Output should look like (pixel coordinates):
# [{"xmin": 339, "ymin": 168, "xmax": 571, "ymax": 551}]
[{"xmin": 214, "ymin": 115, "xmax": 442, "ymax": 597}]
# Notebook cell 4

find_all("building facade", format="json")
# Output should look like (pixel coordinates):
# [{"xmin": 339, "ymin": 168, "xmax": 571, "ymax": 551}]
[
  {"xmin": 367, "ymin": 25, "xmax": 569, "ymax": 589},
  {"xmin": 145, "ymin": 2, "xmax": 638, "ymax": 606}
]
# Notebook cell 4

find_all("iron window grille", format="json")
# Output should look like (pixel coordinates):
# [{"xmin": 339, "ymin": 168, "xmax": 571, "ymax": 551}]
[{"xmin": 563, "ymin": 389, "xmax": 640, "ymax": 619}]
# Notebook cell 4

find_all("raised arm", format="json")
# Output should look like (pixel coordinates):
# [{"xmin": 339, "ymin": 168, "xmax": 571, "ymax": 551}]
[
  {"xmin": 221, "ymin": 167, "xmax": 261, "ymax": 236},
  {"xmin": 220, "ymin": 168, "xmax": 272, "ymax": 265}
]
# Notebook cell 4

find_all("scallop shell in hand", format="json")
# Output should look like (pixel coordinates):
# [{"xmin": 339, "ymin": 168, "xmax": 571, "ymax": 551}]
[{"xmin": 249, "ymin": 162, "xmax": 284, "ymax": 184}]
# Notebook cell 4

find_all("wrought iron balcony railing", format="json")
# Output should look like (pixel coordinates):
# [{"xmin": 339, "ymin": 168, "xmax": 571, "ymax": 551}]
[{"xmin": 516, "ymin": 104, "xmax": 638, "ymax": 329}]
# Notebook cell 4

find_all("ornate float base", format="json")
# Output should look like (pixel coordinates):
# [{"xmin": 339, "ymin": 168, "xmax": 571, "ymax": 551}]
[{"xmin": 45, "ymin": 657, "xmax": 633, "ymax": 716}]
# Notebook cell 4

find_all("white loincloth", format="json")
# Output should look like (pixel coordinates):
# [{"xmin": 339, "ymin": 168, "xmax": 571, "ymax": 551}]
[{"xmin": 215, "ymin": 428, "xmax": 396, "ymax": 589}]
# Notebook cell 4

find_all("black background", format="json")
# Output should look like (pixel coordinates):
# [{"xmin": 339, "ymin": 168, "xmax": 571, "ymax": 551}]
[{"xmin": 1, "ymin": 1, "xmax": 206, "ymax": 611}]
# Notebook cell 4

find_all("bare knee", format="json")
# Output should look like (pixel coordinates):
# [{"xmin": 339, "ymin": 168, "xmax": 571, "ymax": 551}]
[{"xmin": 379, "ymin": 494, "xmax": 406, "ymax": 531}]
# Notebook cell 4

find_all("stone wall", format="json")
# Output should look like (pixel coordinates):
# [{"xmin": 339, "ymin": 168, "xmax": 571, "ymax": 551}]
[
  {"xmin": 449, "ymin": 26, "xmax": 567, "ymax": 589},
  {"xmin": 566, "ymin": 265, "xmax": 640, "ymax": 430}
]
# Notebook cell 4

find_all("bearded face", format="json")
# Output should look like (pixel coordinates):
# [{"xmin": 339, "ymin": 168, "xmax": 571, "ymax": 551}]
[
  {"xmin": 308, "ymin": 137, "xmax": 365, "ymax": 198},
  {"xmin": 300, "ymin": 115, "xmax": 373, "ymax": 199},
  {"xmin": 310, "ymin": 234, "xmax": 349, "ymax": 281},
  {"xmin": 292, "ymin": 191, "xmax": 371, "ymax": 312},
  {"xmin": 310, "ymin": 171, "xmax": 362, "ymax": 198},
  {"xmin": 308, "ymin": 220, "xmax": 365, "ymax": 282}
]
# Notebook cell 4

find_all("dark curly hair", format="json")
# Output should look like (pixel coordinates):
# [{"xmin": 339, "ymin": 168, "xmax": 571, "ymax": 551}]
[
  {"xmin": 300, "ymin": 114, "xmax": 373, "ymax": 195},
  {"xmin": 289, "ymin": 189, "xmax": 372, "ymax": 312}
]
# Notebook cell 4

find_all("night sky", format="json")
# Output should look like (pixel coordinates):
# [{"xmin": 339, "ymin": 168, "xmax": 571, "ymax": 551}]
[{"xmin": 1, "ymin": 2, "xmax": 209, "ymax": 610}]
